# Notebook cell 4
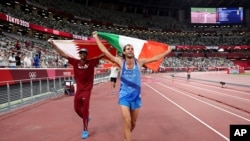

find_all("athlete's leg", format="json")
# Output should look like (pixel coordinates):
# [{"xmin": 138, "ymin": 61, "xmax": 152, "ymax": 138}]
[
  {"xmin": 81, "ymin": 90, "xmax": 91, "ymax": 139},
  {"xmin": 110, "ymin": 78, "xmax": 116, "ymax": 94},
  {"xmin": 74, "ymin": 92, "xmax": 83, "ymax": 118},
  {"xmin": 120, "ymin": 105, "xmax": 132, "ymax": 141},
  {"xmin": 73, "ymin": 90, "xmax": 91, "ymax": 131},
  {"xmin": 82, "ymin": 90, "xmax": 91, "ymax": 131},
  {"xmin": 110, "ymin": 78, "xmax": 114, "ymax": 88},
  {"xmin": 113, "ymin": 78, "xmax": 117, "ymax": 88},
  {"xmin": 130, "ymin": 100, "xmax": 141, "ymax": 131},
  {"xmin": 130, "ymin": 108, "xmax": 140, "ymax": 131}
]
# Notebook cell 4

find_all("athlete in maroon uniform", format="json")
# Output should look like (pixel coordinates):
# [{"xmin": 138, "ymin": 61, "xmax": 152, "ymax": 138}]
[{"xmin": 49, "ymin": 41, "xmax": 101, "ymax": 139}]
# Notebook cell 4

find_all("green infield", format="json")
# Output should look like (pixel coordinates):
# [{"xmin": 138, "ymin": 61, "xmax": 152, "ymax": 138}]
[
  {"xmin": 236, "ymin": 72, "xmax": 250, "ymax": 76},
  {"xmin": 191, "ymin": 8, "xmax": 216, "ymax": 13},
  {"xmin": 241, "ymin": 72, "xmax": 250, "ymax": 75}
]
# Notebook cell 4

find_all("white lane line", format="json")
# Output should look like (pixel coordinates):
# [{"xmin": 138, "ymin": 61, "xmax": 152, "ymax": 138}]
[
  {"xmin": 145, "ymin": 83, "xmax": 229, "ymax": 141},
  {"xmin": 167, "ymin": 79, "xmax": 250, "ymax": 102},
  {"xmin": 144, "ymin": 83, "xmax": 241, "ymax": 141},
  {"xmin": 155, "ymin": 82, "xmax": 250, "ymax": 121},
  {"xmin": 163, "ymin": 76, "xmax": 250, "ymax": 96}
]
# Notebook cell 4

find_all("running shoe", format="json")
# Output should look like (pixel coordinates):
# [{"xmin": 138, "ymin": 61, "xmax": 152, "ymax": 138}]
[{"xmin": 82, "ymin": 130, "xmax": 88, "ymax": 139}]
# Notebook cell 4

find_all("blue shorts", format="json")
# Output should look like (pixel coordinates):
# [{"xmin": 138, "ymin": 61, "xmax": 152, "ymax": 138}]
[{"xmin": 118, "ymin": 99, "xmax": 141, "ymax": 110}]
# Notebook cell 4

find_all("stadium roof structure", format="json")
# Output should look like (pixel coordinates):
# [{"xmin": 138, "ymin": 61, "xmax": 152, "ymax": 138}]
[{"xmin": 79, "ymin": 0, "xmax": 250, "ymax": 9}]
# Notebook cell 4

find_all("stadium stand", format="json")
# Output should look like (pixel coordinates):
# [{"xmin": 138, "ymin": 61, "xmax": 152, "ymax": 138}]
[
  {"xmin": 0, "ymin": 0, "xmax": 249, "ymax": 70},
  {"xmin": 0, "ymin": 0, "xmax": 250, "ymax": 117}
]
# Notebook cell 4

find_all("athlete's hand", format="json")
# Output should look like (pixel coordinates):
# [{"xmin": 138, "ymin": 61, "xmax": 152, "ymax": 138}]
[
  {"xmin": 47, "ymin": 38, "xmax": 54, "ymax": 44},
  {"xmin": 92, "ymin": 31, "xmax": 98, "ymax": 38}
]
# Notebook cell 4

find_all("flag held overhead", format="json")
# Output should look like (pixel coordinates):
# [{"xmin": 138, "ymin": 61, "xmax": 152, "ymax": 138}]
[
  {"xmin": 98, "ymin": 32, "xmax": 169, "ymax": 71},
  {"xmin": 50, "ymin": 39, "xmax": 116, "ymax": 60}
]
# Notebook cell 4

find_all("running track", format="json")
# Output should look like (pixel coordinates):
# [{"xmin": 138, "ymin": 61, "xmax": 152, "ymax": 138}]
[{"xmin": 0, "ymin": 71, "xmax": 249, "ymax": 141}]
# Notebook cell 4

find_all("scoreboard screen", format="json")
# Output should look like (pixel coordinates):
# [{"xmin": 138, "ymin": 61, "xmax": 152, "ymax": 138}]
[
  {"xmin": 191, "ymin": 7, "xmax": 244, "ymax": 24},
  {"xmin": 216, "ymin": 7, "xmax": 244, "ymax": 24}
]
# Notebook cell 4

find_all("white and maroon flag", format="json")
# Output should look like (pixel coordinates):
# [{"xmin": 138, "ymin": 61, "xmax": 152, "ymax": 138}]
[
  {"xmin": 98, "ymin": 32, "xmax": 169, "ymax": 71},
  {"xmin": 50, "ymin": 39, "xmax": 116, "ymax": 60}
]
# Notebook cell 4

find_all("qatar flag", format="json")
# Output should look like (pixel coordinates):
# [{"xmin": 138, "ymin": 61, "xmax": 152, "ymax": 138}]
[{"xmin": 49, "ymin": 39, "xmax": 117, "ymax": 60}]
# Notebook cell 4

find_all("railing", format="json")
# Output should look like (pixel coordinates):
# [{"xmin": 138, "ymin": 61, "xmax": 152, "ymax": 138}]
[{"xmin": 0, "ymin": 71, "xmax": 110, "ymax": 115}]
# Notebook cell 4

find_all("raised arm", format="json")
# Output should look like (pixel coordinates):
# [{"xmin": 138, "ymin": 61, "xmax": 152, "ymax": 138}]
[
  {"xmin": 48, "ymin": 39, "xmax": 69, "ymax": 58},
  {"xmin": 92, "ymin": 31, "xmax": 122, "ymax": 66},
  {"xmin": 139, "ymin": 46, "xmax": 172, "ymax": 66}
]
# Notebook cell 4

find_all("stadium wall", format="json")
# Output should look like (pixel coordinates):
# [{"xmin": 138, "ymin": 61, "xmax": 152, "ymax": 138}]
[{"xmin": 0, "ymin": 68, "xmax": 109, "ymax": 86}]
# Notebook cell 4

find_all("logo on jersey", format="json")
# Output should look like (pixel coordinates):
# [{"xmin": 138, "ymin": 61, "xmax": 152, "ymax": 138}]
[{"xmin": 78, "ymin": 64, "xmax": 89, "ymax": 69}]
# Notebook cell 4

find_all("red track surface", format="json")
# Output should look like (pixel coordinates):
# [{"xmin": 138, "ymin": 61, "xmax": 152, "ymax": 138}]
[{"xmin": 0, "ymin": 71, "xmax": 249, "ymax": 141}]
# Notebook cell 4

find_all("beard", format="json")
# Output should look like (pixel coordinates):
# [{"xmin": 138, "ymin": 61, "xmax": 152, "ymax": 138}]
[
  {"xmin": 126, "ymin": 53, "xmax": 134, "ymax": 59},
  {"xmin": 80, "ymin": 55, "xmax": 87, "ymax": 60}
]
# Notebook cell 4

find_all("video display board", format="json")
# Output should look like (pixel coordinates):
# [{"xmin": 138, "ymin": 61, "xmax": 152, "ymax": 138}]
[{"xmin": 191, "ymin": 7, "xmax": 244, "ymax": 24}]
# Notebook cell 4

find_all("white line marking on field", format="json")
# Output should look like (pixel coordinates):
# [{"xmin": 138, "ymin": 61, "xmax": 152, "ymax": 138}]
[
  {"xmin": 163, "ymin": 76, "xmax": 250, "ymax": 96},
  {"xmin": 145, "ymin": 82, "xmax": 249, "ymax": 141},
  {"xmin": 167, "ymin": 80, "xmax": 250, "ymax": 102},
  {"xmin": 155, "ymin": 82, "xmax": 250, "ymax": 122}
]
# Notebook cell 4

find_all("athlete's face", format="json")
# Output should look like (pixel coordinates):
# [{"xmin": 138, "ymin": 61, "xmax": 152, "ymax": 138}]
[
  {"xmin": 123, "ymin": 44, "xmax": 134, "ymax": 59},
  {"xmin": 79, "ymin": 52, "xmax": 87, "ymax": 60}
]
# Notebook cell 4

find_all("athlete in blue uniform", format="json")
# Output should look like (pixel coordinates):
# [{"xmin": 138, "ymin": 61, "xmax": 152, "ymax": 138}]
[
  {"xmin": 119, "ymin": 59, "xmax": 141, "ymax": 110},
  {"xmin": 93, "ymin": 31, "xmax": 171, "ymax": 141}
]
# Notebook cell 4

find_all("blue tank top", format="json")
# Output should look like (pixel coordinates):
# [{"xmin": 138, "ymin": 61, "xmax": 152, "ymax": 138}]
[{"xmin": 119, "ymin": 60, "xmax": 141, "ymax": 102}]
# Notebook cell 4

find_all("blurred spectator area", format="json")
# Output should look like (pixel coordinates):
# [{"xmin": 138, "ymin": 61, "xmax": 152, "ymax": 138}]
[
  {"xmin": 0, "ymin": 0, "xmax": 249, "ymax": 69},
  {"xmin": 0, "ymin": 0, "xmax": 249, "ymax": 46}
]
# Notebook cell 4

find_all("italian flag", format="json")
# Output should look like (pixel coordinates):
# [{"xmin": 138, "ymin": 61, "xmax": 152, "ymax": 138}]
[
  {"xmin": 50, "ymin": 39, "xmax": 116, "ymax": 60},
  {"xmin": 98, "ymin": 32, "xmax": 169, "ymax": 71}
]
